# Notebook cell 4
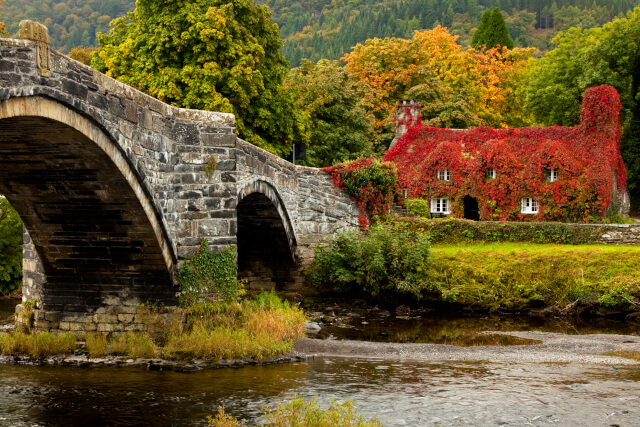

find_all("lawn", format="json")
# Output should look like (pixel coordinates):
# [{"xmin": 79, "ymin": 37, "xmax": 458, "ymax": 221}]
[{"xmin": 428, "ymin": 243, "xmax": 640, "ymax": 311}]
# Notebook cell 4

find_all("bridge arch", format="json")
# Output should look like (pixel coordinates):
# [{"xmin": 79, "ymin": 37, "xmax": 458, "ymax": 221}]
[
  {"xmin": 236, "ymin": 179, "xmax": 297, "ymax": 289},
  {"xmin": 0, "ymin": 95, "xmax": 177, "ymax": 313}
]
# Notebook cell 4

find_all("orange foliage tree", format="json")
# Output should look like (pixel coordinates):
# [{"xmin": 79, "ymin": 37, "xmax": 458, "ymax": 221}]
[
  {"xmin": 342, "ymin": 26, "xmax": 534, "ymax": 141},
  {"xmin": 0, "ymin": 0, "xmax": 6, "ymax": 37}
]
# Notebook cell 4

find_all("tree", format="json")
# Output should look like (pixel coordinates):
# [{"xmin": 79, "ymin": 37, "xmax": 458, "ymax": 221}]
[
  {"xmin": 93, "ymin": 0, "xmax": 308, "ymax": 156},
  {"xmin": 286, "ymin": 59, "xmax": 375, "ymax": 167},
  {"xmin": 68, "ymin": 46, "xmax": 98, "ymax": 65},
  {"xmin": 471, "ymin": 8, "xmax": 514, "ymax": 50},
  {"xmin": 525, "ymin": 8, "xmax": 640, "ymax": 211},
  {"xmin": 0, "ymin": 198, "xmax": 23, "ymax": 296},
  {"xmin": 342, "ymin": 26, "xmax": 532, "ymax": 140},
  {"xmin": 0, "ymin": 0, "xmax": 7, "ymax": 37}
]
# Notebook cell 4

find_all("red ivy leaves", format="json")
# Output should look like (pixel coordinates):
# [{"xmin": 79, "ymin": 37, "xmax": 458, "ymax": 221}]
[
  {"xmin": 322, "ymin": 158, "xmax": 397, "ymax": 227},
  {"xmin": 384, "ymin": 85, "xmax": 626, "ymax": 221}
]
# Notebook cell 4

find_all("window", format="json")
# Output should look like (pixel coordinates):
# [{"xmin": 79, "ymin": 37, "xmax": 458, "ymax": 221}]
[
  {"xmin": 485, "ymin": 168, "xmax": 497, "ymax": 179},
  {"xmin": 545, "ymin": 168, "xmax": 558, "ymax": 182},
  {"xmin": 430, "ymin": 198, "xmax": 450, "ymax": 214},
  {"xmin": 437, "ymin": 169, "xmax": 451, "ymax": 181},
  {"xmin": 521, "ymin": 197, "xmax": 539, "ymax": 214}
]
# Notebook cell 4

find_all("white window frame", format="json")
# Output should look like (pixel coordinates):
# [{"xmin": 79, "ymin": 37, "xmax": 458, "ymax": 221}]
[
  {"xmin": 430, "ymin": 198, "xmax": 450, "ymax": 214},
  {"xmin": 486, "ymin": 168, "xmax": 497, "ymax": 179},
  {"xmin": 437, "ymin": 169, "xmax": 451, "ymax": 181},
  {"xmin": 545, "ymin": 168, "xmax": 558, "ymax": 182},
  {"xmin": 521, "ymin": 197, "xmax": 539, "ymax": 214}
]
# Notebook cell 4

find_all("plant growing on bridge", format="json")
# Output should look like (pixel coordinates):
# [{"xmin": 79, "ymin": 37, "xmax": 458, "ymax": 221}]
[
  {"xmin": 178, "ymin": 240, "xmax": 240, "ymax": 305},
  {"xmin": 323, "ymin": 157, "xmax": 397, "ymax": 227}
]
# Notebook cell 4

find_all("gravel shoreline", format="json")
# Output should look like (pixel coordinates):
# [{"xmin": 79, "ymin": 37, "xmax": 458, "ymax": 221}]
[
  {"xmin": 0, "ymin": 352, "xmax": 311, "ymax": 371},
  {"xmin": 295, "ymin": 331, "xmax": 640, "ymax": 365}
]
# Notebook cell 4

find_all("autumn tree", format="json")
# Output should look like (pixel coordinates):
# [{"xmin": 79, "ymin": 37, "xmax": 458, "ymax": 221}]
[
  {"xmin": 68, "ymin": 46, "xmax": 98, "ymax": 65},
  {"xmin": 0, "ymin": 0, "xmax": 7, "ymax": 37},
  {"xmin": 286, "ymin": 59, "xmax": 374, "ymax": 166},
  {"xmin": 526, "ymin": 8, "xmax": 640, "ymax": 210},
  {"xmin": 471, "ymin": 8, "xmax": 514, "ymax": 50},
  {"xmin": 93, "ymin": 0, "xmax": 308, "ymax": 156},
  {"xmin": 342, "ymin": 26, "xmax": 532, "ymax": 145}
]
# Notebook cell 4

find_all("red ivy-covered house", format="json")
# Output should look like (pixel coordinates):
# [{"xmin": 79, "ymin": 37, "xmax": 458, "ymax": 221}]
[{"xmin": 383, "ymin": 85, "xmax": 629, "ymax": 222}]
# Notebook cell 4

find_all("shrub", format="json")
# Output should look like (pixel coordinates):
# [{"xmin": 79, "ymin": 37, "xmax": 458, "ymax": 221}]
[
  {"xmin": 178, "ymin": 240, "xmax": 239, "ymax": 305},
  {"xmin": 308, "ymin": 222, "xmax": 430, "ymax": 298},
  {"xmin": 322, "ymin": 157, "xmax": 397, "ymax": 227},
  {"xmin": 406, "ymin": 198, "xmax": 431, "ymax": 218},
  {"xmin": 0, "ymin": 197, "xmax": 23, "ymax": 296},
  {"xmin": 403, "ymin": 217, "xmax": 621, "ymax": 245}
]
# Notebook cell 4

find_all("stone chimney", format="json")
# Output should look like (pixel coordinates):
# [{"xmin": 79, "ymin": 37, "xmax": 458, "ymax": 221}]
[{"xmin": 389, "ymin": 99, "xmax": 420, "ymax": 149}]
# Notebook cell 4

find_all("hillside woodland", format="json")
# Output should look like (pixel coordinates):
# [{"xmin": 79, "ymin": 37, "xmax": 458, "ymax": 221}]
[{"xmin": 1, "ymin": 0, "xmax": 639, "ymax": 60}]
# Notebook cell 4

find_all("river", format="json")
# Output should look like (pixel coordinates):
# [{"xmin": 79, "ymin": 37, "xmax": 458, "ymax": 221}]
[{"xmin": 2, "ymin": 299, "xmax": 640, "ymax": 426}]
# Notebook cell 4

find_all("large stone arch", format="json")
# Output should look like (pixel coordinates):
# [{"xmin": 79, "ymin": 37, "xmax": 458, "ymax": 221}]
[
  {"xmin": 236, "ymin": 179, "xmax": 297, "ymax": 289},
  {"xmin": 0, "ymin": 96, "xmax": 178, "ymax": 324}
]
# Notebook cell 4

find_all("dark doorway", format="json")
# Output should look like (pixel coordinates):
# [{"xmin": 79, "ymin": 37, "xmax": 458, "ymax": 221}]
[{"xmin": 463, "ymin": 196, "xmax": 480, "ymax": 221}]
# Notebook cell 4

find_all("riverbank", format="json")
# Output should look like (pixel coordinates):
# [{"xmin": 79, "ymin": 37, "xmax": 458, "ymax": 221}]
[{"xmin": 0, "ymin": 292, "xmax": 307, "ymax": 364}]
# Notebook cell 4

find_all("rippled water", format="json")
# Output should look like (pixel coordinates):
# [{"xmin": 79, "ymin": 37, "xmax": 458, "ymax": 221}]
[
  {"xmin": 3, "ymin": 300, "xmax": 640, "ymax": 426},
  {"xmin": 2, "ymin": 358, "xmax": 640, "ymax": 426}
]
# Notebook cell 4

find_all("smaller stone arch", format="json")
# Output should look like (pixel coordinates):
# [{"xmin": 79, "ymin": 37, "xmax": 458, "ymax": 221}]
[{"xmin": 236, "ymin": 179, "xmax": 298, "ymax": 290}]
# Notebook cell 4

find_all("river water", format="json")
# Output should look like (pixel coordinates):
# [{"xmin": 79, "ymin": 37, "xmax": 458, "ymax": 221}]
[{"xmin": 3, "ymin": 299, "xmax": 640, "ymax": 426}]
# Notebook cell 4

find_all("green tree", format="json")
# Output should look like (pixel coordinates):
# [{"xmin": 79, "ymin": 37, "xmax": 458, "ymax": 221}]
[
  {"xmin": 0, "ymin": 198, "xmax": 23, "ymax": 296},
  {"xmin": 93, "ymin": 0, "xmax": 308, "ymax": 156},
  {"xmin": 525, "ymin": 8, "xmax": 640, "ymax": 211},
  {"xmin": 471, "ymin": 7, "xmax": 514, "ymax": 49},
  {"xmin": 286, "ymin": 59, "xmax": 375, "ymax": 166}
]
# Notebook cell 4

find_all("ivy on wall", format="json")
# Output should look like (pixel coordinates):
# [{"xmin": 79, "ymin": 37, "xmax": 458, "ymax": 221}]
[
  {"xmin": 177, "ymin": 240, "xmax": 239, "ymax": 305},
  {"xmin": 322, "ymin": 158, "xmax": 397, "ymax": 227},
  {"xmin": 384, "ymin": 85, "xmax": 626, "ymax": 222}
]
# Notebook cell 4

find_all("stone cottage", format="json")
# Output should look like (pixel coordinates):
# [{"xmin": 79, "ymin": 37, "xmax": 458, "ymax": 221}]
[{"xmin": 384, "ymin": 85, "xmax": 629, "ymax": 221}]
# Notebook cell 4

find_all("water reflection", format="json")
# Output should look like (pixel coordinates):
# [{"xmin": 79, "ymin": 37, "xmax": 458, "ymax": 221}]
[
  {"xmin": 316, "ymin": 309, "xmax": 640, "ymax": 344},
  {"xmin": 0, "ymin": 298, "xmax": 18, "ymax": 326}
]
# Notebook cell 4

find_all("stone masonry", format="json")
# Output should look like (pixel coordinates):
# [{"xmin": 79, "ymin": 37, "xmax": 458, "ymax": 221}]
[{"xmin": 0, "ymin": 22, "xmax": 359, "ymax": 335}]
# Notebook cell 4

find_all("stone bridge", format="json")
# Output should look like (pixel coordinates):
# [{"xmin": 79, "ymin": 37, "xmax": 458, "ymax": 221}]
[{"xmin": 0, "ymin": 22, "xmax": 359, "ymax": 334}]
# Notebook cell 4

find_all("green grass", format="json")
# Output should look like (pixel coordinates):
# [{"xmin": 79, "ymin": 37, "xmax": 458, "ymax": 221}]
[
  {"xmin": 0, "ymin": 331, "xmax": 76, "ymax": 358},
  {"xmin": 428, "ymin": 242, "xmax": 640, "ymax": 311},
  {"xmin": 208, "ymin": 396, "xmax": 382, "ymax": 427}
]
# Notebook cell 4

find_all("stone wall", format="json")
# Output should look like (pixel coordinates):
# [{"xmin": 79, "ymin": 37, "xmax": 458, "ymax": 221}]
[{"xmin": 597, "ymin": 224, "xmax": 640, "ymax": 245}]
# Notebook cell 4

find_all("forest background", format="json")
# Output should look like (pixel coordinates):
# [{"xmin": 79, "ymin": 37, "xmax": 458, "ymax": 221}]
[{"xmin": 2, "ymin": 0, "xmax": 640, "ymax": 210}]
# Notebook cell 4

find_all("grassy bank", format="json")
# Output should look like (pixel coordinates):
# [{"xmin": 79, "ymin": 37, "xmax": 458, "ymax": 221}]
[
  {"xmin": 429, "ymin": 243, "xmax": 640, "ymax": 311},
  {"xmin": 0, "ymin": 292, "xmax": 307, "ymax": 360}
]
